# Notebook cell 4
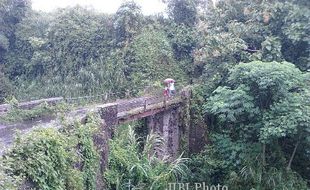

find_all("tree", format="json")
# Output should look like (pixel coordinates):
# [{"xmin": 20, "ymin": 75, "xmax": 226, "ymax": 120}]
[
  {"xmin": 0, "ymin": 68, "xmax": 12, "ymax": 103},
  {"xmin": 0, "ymin": 0, "xmax": 31, "ymax": 44},
  {"xmin": 203, "ymin": 61, "xmax": 310, "ymax": 188},
  {"xmin": 19, "ymin": 7, "xmax": 115, "ymax": 97},
  {"xmin": 113, "ymin": 1, "xmax": 143, "ymax": 47},
  {"xmin": 129, "ymin": 27, "xmax": 188, "ymax": 94},
  {"xmin": 47, "ymin": 6, "xmax": 108, "ymax": 78},
  {"xmin": 165, "ymin": 0, "xmax": 199, "ymax": 27},
  {"xmin": 0, "ymin": 0, "xmax": 31, "ymax": 70},
  {"xmin": 261, "ymin": 91, "xmax": 310, "ymax": 170},
  {"xmin": 196, "ymin": 0, "xmax": 310, "ymax": 95},
  {"xmin": 163, "ymin": 0, "xmax": 203, "ymax": 81}
]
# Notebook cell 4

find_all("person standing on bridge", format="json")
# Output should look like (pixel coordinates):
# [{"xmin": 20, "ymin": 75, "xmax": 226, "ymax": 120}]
[
  {"xmin": 164, "ymin": 85, "xmax": 169, "ymax": 97},
  {"xmin": 169, "ymin": 81, "xmax": 175, "ymax": 96},
  {"xmin": 163, "ymin": 78, "xmax": 175, "ymax": 97}
]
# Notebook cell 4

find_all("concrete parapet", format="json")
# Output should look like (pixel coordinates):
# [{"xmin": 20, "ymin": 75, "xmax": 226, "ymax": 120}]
[{"xmin": 0, "ymin": 97, "xmax": 64, "ymax": 115}]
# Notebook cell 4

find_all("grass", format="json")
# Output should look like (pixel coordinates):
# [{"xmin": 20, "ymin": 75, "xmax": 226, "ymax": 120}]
[{"xmin": 0, "ymin": 102, "xmax": 71, "ymax": 124}]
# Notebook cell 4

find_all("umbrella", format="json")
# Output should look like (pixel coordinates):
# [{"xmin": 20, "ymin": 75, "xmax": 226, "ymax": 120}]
[{"xmin": 163, "ymin": 78, "xmax": 175, "ymax": 84}]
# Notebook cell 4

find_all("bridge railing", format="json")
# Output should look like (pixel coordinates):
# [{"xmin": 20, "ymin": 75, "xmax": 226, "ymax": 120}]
[
  {"xmin": 117, "ymin": 90, "xmax": 185, "ymax": 113},
  {"xmin": 64, "ymin": 92, "xmax": 117, "ymax": 105}
]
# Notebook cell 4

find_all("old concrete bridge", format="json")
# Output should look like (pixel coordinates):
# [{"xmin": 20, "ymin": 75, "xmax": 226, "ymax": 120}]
[
  {"xmin": 0, "ymin": 87, "xmax": 205, "ymax": 169},
  {"xmin": 0, "ymin": 87, "xmax": 208, "ymax": 189},
  {"xmin": 77, "ymin": 88, "xmax": 192, "ymax": 171}
]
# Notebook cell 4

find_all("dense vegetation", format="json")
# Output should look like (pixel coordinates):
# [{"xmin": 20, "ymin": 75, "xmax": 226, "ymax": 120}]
[
  {"xmin": 1, "ymin": 116, "xmax": 101, "ymax": 189},
  {"xmin": 105, "ymin": 124, "xmax": 188, "ymax": 190},
  {"xmin": 0, "ymin": 0, "xmax": 309, "ymax": 189}
]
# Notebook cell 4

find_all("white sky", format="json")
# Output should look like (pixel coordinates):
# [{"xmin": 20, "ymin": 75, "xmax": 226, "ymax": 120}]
[{"xmin": 31, "ymin": 0, "xmax": 167, "ymax": 15}]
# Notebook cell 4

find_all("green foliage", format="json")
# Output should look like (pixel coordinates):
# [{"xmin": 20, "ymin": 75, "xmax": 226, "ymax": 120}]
[
  {"xmin": 0, "ymin": 0, "xmax": 32, "ymax": 74},
  {"xmin": 61, "ymin": 117, "xmax": 100, "ymax": 190},
  {"xmin": 164, "ymin": 0, "xmax": 201, "ymax": 79},
  {"xmin": 205, "ymin": 60, "xmax": 309, "ymax": 141},
  {"xmin": 169, "ymin": 23, "xmax": 198, "ymax": 60},
  {"xmin": 0, "ymin": 0, "xmax": 309, "ymax": 188},
  {"xmin": 260, "ymin": 91, "xmax": 310, "ymax": 142},
  {"xmin": 165, "ymin": 0, "xmax": 199, "ymax": 27},
  {"xmin": 188, "ymin": 133, "xmax": 309, "ymax": 190},
  {"xmin": 114, "ymin": 1, "xmax": 143, "ymax": 46},
  {"xmin": 228, "ymin": 61, "xmax": 305, "ymax": 108},
  {"xmin": 6, "ymin": 128, "xmax": 71, "ymax": 189},
  {"xmin": 47, "ymin": 7, "xmax": 108, "ymax": 77},
  {"xmin": 227, "ymin": 160, "xmax": 309, "ymax": 190},
  {"xmin": 2, "ymin": 116, "xmax": 100, "ymax": 190},
  {"xmin": 268, "ymin": 1, "xmax": 310, "ymax": 71},
  {"xmin": 0, "ymin": 160, "xmax": 22, "ymax": 190},
  {"xmin": 202, "ymin": 60, "xmax": 310, "ymax": 188},
  {"xmin": 196, "ymin": 31, "xmax": 250, "ymax": 91},
  {"xmin": 186, "ymin": 148, "xmax": 219, "ymax": 185},
  {"xmin": 105, "ymin": 125, "xmax": 188, "ymax": 190},
  {"xmin": 184, "ymin": 86, "xmax": 208, "ymax": 154},
  {"xmin": 261, "ymin": 36, "xmax": 283, "ymax": 62},
  {"xmin": 204, "ymin": 85, "xmax": 259, "ymax": 125},
  {"xmin": 196, "ymin": 0, "xmax": 310, "ymax": 95},
  {"xmin": 0, "ymin": 0, "xmax": 308, "ymax": 101},
  {"xmin": 0, "ymin": 99, "xmax": 70, "ymax": 123},
  {"xmin": 0, "ymin": 0, "xmax": 31, "ymax": 42},
  {"xmin": 2, "ymin": 5, "xmax": 117, "ymax": 99},
  {"xmin": 130, "ymin": 27, "xmax": 188, "ymax": 94},
  {"xmin": 0, "ymin": 70, "xmax": 12, "ymax": 103}
]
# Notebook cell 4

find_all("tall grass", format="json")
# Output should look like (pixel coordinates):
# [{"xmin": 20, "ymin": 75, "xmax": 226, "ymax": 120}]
[{"xmin": 105, "ymin": 124, "xmax": 188, "ymax": 190}]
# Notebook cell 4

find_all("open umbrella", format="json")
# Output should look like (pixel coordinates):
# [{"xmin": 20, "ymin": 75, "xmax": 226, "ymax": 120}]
[{"xmin": 163, "ymin": 78, "xmax": 175, "ymax": 84}]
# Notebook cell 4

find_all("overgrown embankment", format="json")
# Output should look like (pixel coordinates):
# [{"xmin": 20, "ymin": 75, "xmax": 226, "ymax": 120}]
[{"xmin": 1, "ymin": 115, "xmax": 101, "ymax": 190}]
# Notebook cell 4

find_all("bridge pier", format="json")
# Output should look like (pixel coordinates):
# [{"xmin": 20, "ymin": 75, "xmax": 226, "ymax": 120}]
[
  {"xmin": 147, "ymin": 107, "xmax": 180, "ymax": 160},
  {"xmin": 93, "ymin": 103, "xmax": 118, "ymax": 189},
  {"xmin": 96, "ymin": 103, "xmax": 118, "ymax": 169}
]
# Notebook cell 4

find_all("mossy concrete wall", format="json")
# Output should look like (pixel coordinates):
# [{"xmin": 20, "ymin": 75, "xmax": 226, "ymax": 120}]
[{"xmin": 146, "ymin": 107, "xmax": 181, "ymax": 160}]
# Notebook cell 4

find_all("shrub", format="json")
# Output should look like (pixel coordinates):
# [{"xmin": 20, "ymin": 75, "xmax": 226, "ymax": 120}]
[
  {"xmin": 2, "ymin": 115, "xmax": 100, "ymax": 190},
  {"xmin": 105, "ymin": 124, "xmax": 188, "ymax": 190}
]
